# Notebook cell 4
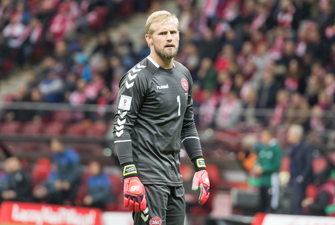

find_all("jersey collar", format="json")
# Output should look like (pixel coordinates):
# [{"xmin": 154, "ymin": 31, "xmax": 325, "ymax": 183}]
[{"xmin": 147, "ymin": 56, "xmax": 175, "ymax": 68}]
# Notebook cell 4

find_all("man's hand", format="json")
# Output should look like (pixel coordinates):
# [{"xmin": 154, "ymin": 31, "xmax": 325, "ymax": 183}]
[
  {"xmin": 191, "ymin": 157, "xmax": 210, "ymax": 205},
  {"xmin": 54, "ymin": 180, "xmax": 62, "ymax": 190},
  {"xmin": 254, "ymin": 165, "xmax": 263, "ymax": 175},
  {"xmin": 123, "ymin": 177, "xmax": 147, "ymax": 213},
  {"xmin": 2, "ymin": 190, "xmax": 16, "ymax": 200},
  {"xmin": 61, "ymin": 181, "xmax": 71, "ymax": 191},
  {"xmin": 302, "ymin": 197, "xmax": 313, "ymax": 208},
  {"xmin": 192, "ymin": 170, "xmax": 210, "ymax": 205},
  {"xmin": 83, "ymin": 195, "xmax": 93, "ymax": 206}
]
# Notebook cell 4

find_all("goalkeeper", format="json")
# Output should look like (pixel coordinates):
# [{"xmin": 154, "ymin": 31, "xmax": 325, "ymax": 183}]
[{"xmin": 113, "ymin": 10, "xmax": 210, "ymax": 225}]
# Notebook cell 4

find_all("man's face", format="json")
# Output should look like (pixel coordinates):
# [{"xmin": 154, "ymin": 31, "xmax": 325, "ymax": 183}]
[
  {"xmin": 51, "ymin": 140, "xmax": 63, "ymax": 153},
  {"xmin": 261, "ymin": 131, "xmax": 271, "ymax": 145},
  {"xmin": 147, "ymin": 18, "xmax": 179, "ymax": 60}
]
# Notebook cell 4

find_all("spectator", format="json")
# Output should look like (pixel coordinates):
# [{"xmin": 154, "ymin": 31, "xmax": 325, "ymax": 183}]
[
  {"xmin": 55, "ymin": 41, "xmax": 74, "ymax": 70},
  {"xmin": 238, "ymin": 135, "xmax": 258, "ymax": 173},
  {"xmin": 72, "ymin": 53, "xmax": 92, "ymax": 82},
  {"xmin": 253, "ymin": 129, "xmax": 282, "ymax": 213},
  {"xmin": 241, "ymin": 89, "xmax": 259, "ymax": 129},
  {"xmin": 82, "ymin": 161, "xmax": 114, "ymax": 209},
  {"xmin": 305, "ymin": 76, "xmax": 321, "ymax": 107},
  {"xmin": 269, "ymin": 90, "xmax": 288, "ymax": 128},
  {"xmin": 257, "ymin": 70, "xmax": 282, "ymax": 109},
  {"xmin": 50, "ymin": 138, "xmax": 81, "ymax": 205},
  {"xmin": 91, "ymin": 32, "xmax": 113, "ymax": 57},
  {"xmin": 3, "ymin": 14, "xmax": 25, "ymax": 41},
  {"xmin": 198, "ymin": 28, "xmax": 220, "ymax": 61},
  {"xmin": 302, "ymin": 168, "xmax": 335, "ymax": 216},
  {"xmin": 216, "ymin": 89, "xmax": 242, "ymax": 130},
  {"xmin": 0, "ymin": 157, "xmax": 32, "ymax": 203},
  {"xmin": 197, "ymin": 57, "xmax": 217, "ymax": 90},
  {"xmin": 39, "ymin": 71, "xmax": 65, "ymax": 103},
  {"xmin": 285, "ymin": 92, "xmax": 309, "ymax": 128},
  {"xmin": 33, "ymin": 169, "xmax": 63, "ymax": 205},
  {"xmin": 287, "ymin": 124, "xmax": 314, "ymax": 215},
  {"xmin": 199, "ymin": 89, "xmax": 217, "ymax": 128}
]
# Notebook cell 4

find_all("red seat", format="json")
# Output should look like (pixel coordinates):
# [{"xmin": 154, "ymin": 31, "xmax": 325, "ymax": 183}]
[
  {"xmin": 43, "ymin": 121, "xmax": 64, "ymax": 136},
  {"xmin": 0, "ymin": 121, "xmax": 21, "ymax": 135},
  {"xmin": 64, "ymin": 123, "xmax": 87, "ymax": 137},
  {"xmin": 75, "ymin": 173, "xmax": 90, "ymax": 206},
  {"xmin": 53, "ymin": 111, "xmax": 71, "ymax": 123},
  {"xmin": 21, "ymin": 121, "xmax": 43, "ymax": 136},
  {"xmin": 32, "ymin": 158, "xmax": 51, "ymax": 187},
  {"xmin": 86, "ymin": 121, "xmax": 107, "ymax": 137}
]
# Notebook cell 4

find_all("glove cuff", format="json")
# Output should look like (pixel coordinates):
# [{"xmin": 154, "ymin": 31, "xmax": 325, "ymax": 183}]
[
  {"xmin": 192, "ymin": 157, "xmax": 206, "ymax": 172},
  {"xmin": 121, "ymin": 162, "xmax": 138, "ymax": 178}
]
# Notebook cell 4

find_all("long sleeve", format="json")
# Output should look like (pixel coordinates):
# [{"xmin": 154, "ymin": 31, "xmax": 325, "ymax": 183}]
[
  {"xmin": 113, "ymin": 70, "xmax": 148, "ymax": 165},
  {"xmin": 181, "ymin": 73, "xmax": 203, "ymax": 161},
  {"xmin": 308, "ymin": 191, "xmax": 329, "ymax": 216}
]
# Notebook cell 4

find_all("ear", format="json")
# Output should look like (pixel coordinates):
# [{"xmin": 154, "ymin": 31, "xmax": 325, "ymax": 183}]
[{"xmin": 145, "ymin": 34, "xmax": 152, "ymax": 47}]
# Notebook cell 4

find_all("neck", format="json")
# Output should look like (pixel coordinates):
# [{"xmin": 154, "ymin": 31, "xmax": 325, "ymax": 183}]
[{"xmin": 149, "ymin": 51, "xmax": 174, "ymax": 69}]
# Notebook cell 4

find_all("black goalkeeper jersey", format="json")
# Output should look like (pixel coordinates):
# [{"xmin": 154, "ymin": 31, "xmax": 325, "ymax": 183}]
[{"xmin": 113, "ymin": 57, "xmax": 202, "ymax": 186}]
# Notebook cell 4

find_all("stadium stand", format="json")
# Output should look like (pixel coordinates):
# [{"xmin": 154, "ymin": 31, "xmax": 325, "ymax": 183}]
[{"xmin": 1, "ymin": 0, "xmax": 335, "ymax": 223}]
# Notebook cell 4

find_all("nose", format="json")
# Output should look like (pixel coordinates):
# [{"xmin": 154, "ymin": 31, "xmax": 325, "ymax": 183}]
[{"xmin": 167, "ymin": 32, "xmax": 172, "ymax": 41}]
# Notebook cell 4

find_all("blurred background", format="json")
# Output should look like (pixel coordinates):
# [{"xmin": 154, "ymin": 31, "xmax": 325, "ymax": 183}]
[{"xmin": 0, "ymin": 0, "xmax": 335, "ymax": 224}]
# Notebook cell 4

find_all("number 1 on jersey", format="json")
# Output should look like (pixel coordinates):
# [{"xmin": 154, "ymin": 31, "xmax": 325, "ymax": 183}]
[{"xmin": 177, "ymin": 95, "xmax": 180, "ymax": 116}]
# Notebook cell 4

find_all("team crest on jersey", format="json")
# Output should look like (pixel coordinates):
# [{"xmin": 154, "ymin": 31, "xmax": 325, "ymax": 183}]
[
  {"xmin": 150, "ymin": 216, "xmax": 162, "ymax": 225},
  {"xmin": 181, "ymin": 78, "xmax": 188, "ymax": 91}
]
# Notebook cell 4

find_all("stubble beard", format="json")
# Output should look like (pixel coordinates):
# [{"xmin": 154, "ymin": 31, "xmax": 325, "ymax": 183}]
[{"xmin": 153, "ymin": 44, "xmax": 178, "ymax": 60}]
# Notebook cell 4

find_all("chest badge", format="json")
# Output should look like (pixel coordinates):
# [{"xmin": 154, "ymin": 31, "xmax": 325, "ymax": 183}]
[{"xmin": 181, "ymin": 78, "xmax": 189, "ymax": 91}]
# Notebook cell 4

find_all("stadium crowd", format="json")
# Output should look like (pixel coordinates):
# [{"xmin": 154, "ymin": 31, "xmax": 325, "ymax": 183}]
[
  {"xmin": 1, "ymin": 0, "xmax": 335, "ymax": 218},
  {"xmin": 1, "ymin": 0, "xmax": 335, "ymax": 146}
]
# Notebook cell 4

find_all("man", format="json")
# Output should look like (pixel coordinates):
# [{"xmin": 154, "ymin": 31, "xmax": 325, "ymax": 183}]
[
  {"xmin": 0, "ymin": 157, "xmax": 32, "ymax": 203},
  {"xmin": 113, "ymin": 10, "xmax": 210, "ymax": 225},
  {"xmin": 82, "ymin": 161, "xmax": 114, "ymax": 209},
  {"xmin": 253, "ymin": 129, "xmax": 282, "ymax": 213},
  {"xmin": 302, "ymin": 167, "xmax": 335, "ymax": 216},
  {"xmin": 50, "ymin": 138, "xmax": 81, "ymax": 205},
  {"xmin": 287, "ymin": 124, "xmax": 314, "ymax": 215}
]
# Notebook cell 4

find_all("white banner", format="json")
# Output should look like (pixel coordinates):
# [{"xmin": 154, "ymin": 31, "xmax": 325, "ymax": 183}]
[
  {"xmin": 102, "ymin": 212, "xmax": 133, "ymax": 225},
  {"xmin": 261, "ymin": 214, "xmax": 335, "ymax": 225}
]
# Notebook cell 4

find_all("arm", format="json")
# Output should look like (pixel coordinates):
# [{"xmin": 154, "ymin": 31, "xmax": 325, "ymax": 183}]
[
  {"xmin": 113, "ymin": 66, "xmax": 148, "ymax": 213},
  {"xmin": 181, "ymin": 72, "xmax": 210, "ymax": 205},
  {"xmin": 181, "ymin": 73, "xmax": 203, "ymax": 162},
  {"xmin": 113, "ymin": 69, "xmax": 147, "ymax": 173}
]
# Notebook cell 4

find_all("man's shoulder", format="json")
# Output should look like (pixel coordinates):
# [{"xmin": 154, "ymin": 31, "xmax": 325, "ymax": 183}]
[
  {"xmin": 119, "ymin": 58, "xmax": 156, "ymax": 87},
  {"xmin": 174, "ymin": 60, "xmax": 190, "ymax": 74}
]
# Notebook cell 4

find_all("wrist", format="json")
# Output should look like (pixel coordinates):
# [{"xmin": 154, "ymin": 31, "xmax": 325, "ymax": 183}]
[
  {"xmin": 121, "ymin": 162, "xmax": 138, "ymax": 178},
  {"xmin": 192, "ymin": 156, "xmax": 206, "ymax": 172}
]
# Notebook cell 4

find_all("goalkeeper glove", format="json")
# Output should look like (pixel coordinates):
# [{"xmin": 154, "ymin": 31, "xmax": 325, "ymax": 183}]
[
  {"xmin": 122, "ymin": 163, "xmax": 147, "ymax": 213},
  {"xmin": 192, "ymin": 157, "xmax": 210, "ymax": 205}
]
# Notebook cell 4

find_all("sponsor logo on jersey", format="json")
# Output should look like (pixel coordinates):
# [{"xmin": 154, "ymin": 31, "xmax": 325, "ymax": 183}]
[
  {"xmin": 150, "ymin": 216, "xmax": 162, "ymax": 225},
  {"xmin": 181, "ymin": 78, "xmax": 188, "ymax": 91},
  {"xmin": 156, "ymin": 84, "xmax": 169, "ymax": 89},
  {"xmin": 118, "ymin": 95, "xmax": 132, "ymax": 110}
]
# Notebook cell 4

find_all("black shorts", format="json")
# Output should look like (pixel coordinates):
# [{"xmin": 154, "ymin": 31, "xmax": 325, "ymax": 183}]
[{"xmin": 133, "ymin": 185, "xmax": 185, "ymax": 225}]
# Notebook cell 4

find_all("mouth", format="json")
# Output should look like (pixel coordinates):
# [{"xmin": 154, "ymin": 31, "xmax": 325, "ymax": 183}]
[{"xmin": 164, "ymin": 44, "xmax": 175, "ymax": 48}]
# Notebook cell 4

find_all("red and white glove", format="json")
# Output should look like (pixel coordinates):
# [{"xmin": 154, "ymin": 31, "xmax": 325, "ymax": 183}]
[
  {"xmin": 122, "ymin": 164, "xmax": 147, "ymax": 213},
  {"xmin": 192, "ymin": 158, "xmax": 210, "ymax": 205}
]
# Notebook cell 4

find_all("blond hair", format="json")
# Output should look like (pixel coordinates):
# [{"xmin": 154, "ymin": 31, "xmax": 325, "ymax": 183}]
[{"xmin": 145, "ymin": 10, "xmax": 179, "ymax": 35}]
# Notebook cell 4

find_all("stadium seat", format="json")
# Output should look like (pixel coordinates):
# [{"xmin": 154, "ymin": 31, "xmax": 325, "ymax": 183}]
[
  {"xmin": 86, "ymin": 121, "xmax": 107, "ymax": 137},
  {"xmin": 43, "ymin": 121, "xmax": 64, "ymax": 136},
  {"xmin": 0, "ymin": 121, "xmax": 21, "ymax": 135},
  {"xmin": 21, "ymin": 121, "xmax": 43, "ymax": 136},
  {"xmin": 75, "ymin": 173, "xmax": 89, "ymax": 206},
  {"xmin": 52, "ymin": 111, "xmax": 72, "ymax": 123},
  {"xmin": 64, "ymin": 122, "xmax": 87, "ymax": 137},
  {"xmin": 32, "ymin": 158, "xmax": 51, "ymax": 187}
]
